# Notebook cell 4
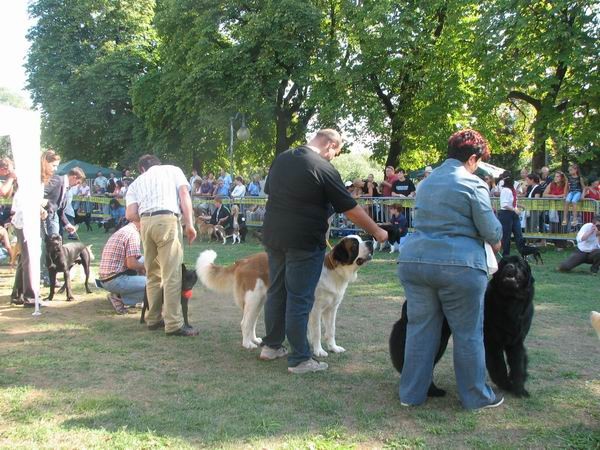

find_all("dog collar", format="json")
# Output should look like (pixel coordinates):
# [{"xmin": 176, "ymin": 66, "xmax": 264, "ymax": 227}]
[{"xmin": 182, "ymin": 289, "xmax": 193, "ymax": 300}]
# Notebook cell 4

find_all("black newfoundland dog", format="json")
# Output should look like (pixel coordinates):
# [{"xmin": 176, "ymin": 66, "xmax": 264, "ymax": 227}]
[{"xmin": 389, "ymin": 255, "xmax": 535, "ymax": 398}]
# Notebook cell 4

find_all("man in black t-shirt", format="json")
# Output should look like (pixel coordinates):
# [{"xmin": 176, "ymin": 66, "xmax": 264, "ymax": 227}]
[
  {"xmin": 260, "ymin": 129, "xmax": 387, "ymax": 374},
  {"xmin": 391, "ymin": 169, "xmax": 416, "ymax": 198}
]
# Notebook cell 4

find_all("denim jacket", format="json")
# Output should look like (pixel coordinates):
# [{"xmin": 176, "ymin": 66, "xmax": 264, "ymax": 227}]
[{"xmin": 398, "ymin": 159, "xmax": 502, "ymax": 273}]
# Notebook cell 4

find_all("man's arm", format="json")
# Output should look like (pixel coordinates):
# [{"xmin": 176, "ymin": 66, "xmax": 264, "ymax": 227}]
[
  {"xmin": 178, "ymin": 185, "xmax": 197, "ymax": 243},
  {"xmin": 125, "ymin": 202, "xmax": 140, "ymax": 222},
  {"xmin": 126, "ymin": 255, "xmax": 146, "ymax": 274},
  {"xmin": 344, "ymin": 205, "xmax": 387, "ymax": 242}
]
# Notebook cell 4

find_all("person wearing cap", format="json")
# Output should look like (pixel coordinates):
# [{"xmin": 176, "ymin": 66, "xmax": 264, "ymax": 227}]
[
  {"xmin": 423, "ymin": 166, "xmax": 433, "ymax": 178},
  {"xmin": 125, "ymin": 155, "xmax": 197, "ymax": 336}
]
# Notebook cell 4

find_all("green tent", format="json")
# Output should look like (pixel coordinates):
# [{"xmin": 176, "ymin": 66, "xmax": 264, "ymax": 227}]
[{"xmin": 56, "ymin": 160, "xmax": 114, "ymax": 178}]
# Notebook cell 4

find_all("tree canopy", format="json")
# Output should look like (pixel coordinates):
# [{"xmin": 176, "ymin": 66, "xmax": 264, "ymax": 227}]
[{"xmin": 25, "ymin": 0, "xmax": 599, "ymax": 174}]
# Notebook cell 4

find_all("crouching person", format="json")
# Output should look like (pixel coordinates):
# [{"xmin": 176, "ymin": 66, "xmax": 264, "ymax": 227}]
[
  {"xmin": 558, "ymin": 215, "xmax": 600, "ymax": 274},
  {"xmin": 98, "ymin": 220, "xmax": 146, "ymax": 314}
]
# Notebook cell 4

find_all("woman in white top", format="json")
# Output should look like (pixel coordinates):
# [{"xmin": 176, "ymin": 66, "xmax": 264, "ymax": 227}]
[
  {"xmin": 498, "ymin": 174, "xmax": 524, "ymax": 256},
  {"xmin": 230, "ymin": 176, "xmax": 246, "ymax": 198}
]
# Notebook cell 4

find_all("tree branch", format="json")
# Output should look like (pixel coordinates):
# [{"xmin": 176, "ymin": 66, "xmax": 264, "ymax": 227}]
[
  {"xmin": 508, "ymin": 90, "xmax": 541, "ymax": 111},
  {"xmin": 370, "ymin": 74, "xmax": 396, "ymax": 119}
]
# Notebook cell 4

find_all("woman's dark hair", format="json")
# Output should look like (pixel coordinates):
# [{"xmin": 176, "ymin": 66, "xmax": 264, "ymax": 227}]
[
  {"xmin": 137, "ymin": 154, "xmax": 161, "ymax": 172},
  {"xmin": 526, "ymin": 173, "xmax": 540, "ymax": 183},
  {"xmin": 503, "ymin": 175, "xmax": 514, "ymax": 188},
  {"xmin": 447, "ymin": 129, "xmax": 490, "ymax": 162}
]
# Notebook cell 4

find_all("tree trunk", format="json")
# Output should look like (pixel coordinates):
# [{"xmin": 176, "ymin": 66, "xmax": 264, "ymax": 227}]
[
  {"xmin": 531, "ymin": 105, "xmax": 551, "ymax": 172},
  {"xmin": 275, "ymin": 107, "xmax": 290, "ymax": 155},
  {"xmin": 192, "ymin": 150, "xmax": 202, "ymax": 175},
  {"xmin": 385, "ymin": 118, "xmax": 404, "ymax": 169}
]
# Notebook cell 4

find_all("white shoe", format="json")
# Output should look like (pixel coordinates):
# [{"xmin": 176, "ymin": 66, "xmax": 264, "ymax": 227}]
[
  {"xmin": 259, "ymin": 345, "xmax": 288, "ymax": 360},
  {"xmin": 288, "ymin": 358, "xmax": 328, "ymax": 374}
]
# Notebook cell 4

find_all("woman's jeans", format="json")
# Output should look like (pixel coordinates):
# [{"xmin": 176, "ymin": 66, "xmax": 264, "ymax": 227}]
[
  {"xmin": 498, "ymin": 210, "xmax": 523, "ymax": 256},
  {"xmin": 262, "ymin": 246, "xmax": 325, "ymax": 367},
  {"xmin": 397, "ymin": 262, "xmax": 497, "ymax": 409}
]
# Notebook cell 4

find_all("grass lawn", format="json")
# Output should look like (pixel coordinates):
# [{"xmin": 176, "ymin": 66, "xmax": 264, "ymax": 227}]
[{"xmin": 0, "ymin": 227, "xmax": 599, "ymax": 449}]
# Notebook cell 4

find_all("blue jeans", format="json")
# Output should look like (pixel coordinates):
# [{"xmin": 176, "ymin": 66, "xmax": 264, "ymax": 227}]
[
  {"xmin": 101, "ymin": 274, "xmax": 146, "ymax": 306},
  {"xmin": 565, "ymin": 191, "xmax": 582, "ymax": 203},
  {"xmin": 397, "ymin": 262, "xmax": 497, "ymax": 409},
  {"xmin": 498, "ymin": 210, "xmax": 523, "ymax": 256},
  {"xmin": 263, "ymin": 245, "xmax": 325, "ymax": 367}
]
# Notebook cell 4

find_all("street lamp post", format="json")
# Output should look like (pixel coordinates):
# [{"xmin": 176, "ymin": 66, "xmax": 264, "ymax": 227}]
[{"xmin": 229, "ymin": 113, "xmax": 250, "ymax": 178}]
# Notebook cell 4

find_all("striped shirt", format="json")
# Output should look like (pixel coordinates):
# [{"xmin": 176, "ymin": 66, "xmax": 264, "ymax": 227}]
[
  {"xmin": 125, "ymin": 165, "xmax": 189, "ymax": 215},
  {"xmin": 99, "ymin": 223, "xmax": 142, "ymax": 279}
]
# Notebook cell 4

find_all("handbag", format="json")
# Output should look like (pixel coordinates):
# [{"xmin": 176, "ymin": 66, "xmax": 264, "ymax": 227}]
[{"xmin": 485, "ymin": 242, "xmax": 498, "ymax": 275}]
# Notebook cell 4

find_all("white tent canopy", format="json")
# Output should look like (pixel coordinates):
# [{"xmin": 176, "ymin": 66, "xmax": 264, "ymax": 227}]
[{"xmin": 0, "ymin": 104, "xmax": 41, "ymax": 313}]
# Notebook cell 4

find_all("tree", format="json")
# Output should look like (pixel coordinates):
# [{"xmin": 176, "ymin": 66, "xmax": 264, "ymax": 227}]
[
  {"xmin": 333, "ymin": 0, "xmax": 471, "ymax": 170},
  {"xmin": 476, "ymin": 0, "xmax": 599, "ymax": 171},
  {"xmin": 133, "ymin": 0, "xmax": 345, "ymax": 175},
  {"xmin": 26, "ymin": 0, "xmax": 157, "ymax": 166},
  {"xmin": 0, "ymin": 87, "xmax": 31, "ymax": 157}
]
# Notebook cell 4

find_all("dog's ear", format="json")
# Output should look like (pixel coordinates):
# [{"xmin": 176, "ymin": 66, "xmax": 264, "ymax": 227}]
[
  {"xmin": 181, "ymin": 263, "xmax": 187, "ymax": 272},
  {"xmin": 332, "ymin": 237, "xmax": 359, "ymax": 265}
]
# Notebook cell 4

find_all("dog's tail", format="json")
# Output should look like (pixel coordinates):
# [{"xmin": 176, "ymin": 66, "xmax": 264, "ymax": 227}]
[
  {"xmin": 195, "ymin": 250, "xmax": 236, "ymax": 295},
  {"xmin": 591, "ymin": 311, "xmax": 600, "ymax": 340}
]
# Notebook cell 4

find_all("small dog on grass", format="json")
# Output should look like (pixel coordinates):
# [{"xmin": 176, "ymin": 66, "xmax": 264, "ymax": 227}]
[
  {"xmin": 140, "ymin": 264, "xmax": 198, "ymax": 328},
  {"xmin": 518, "ymin": 243, "xmax": 544, "ymax": 265}
]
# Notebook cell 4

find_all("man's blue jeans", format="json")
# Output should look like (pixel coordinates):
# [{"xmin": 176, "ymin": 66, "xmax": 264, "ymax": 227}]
[
  {"xmin": 262, "ymin": 246, "xmax": 325, "ymax": 367},
  {"xmin": 397, "ymin": 262, "xmax": 497, "ymax": 409},
  {"xmin": 102, "ymin": 274, "xmax": 146, "ymax": 306}
]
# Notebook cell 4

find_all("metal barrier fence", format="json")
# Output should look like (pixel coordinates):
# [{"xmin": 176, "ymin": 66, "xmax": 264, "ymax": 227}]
[{"xmin": 1, "ymin": 195, "xmax": 596, "ymax": 240}]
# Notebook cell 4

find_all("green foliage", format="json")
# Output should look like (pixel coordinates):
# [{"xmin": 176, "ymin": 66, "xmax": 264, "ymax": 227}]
[
  {"xmin": 332, "ymin": 153, "xmax": 384, "ymax": 183},
  {"xmin": 474, "ymin": 0, "xmax": 600, "ymax": 169},
  {"xmin": 26, "ymin": 0, "xmax": 158, "ymax": 166}
]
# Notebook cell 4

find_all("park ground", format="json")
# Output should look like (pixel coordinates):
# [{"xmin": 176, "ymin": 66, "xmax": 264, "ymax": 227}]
[{"xmin": 0, "ymin": 227, "xmax": 599, "ymax": 449}]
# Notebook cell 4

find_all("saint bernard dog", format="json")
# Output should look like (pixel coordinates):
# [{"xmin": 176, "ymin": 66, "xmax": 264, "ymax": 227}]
[{"xmin": 196, "ymin": 235, "xmax": 373, "ymax": 355}]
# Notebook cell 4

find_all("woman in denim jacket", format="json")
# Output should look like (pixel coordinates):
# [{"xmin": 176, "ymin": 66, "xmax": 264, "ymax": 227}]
[{"xmin": 397, "ymin": 129, "xmax": 503, "ymax": 409}]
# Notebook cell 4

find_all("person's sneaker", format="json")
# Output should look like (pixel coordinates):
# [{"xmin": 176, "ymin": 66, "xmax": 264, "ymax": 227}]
[
  {"xmin": 481, "ymin": 396, "xmax": 504, "ymax": 409},
  {"xmin": 259, "ymin": 345, "xmax": 288, "ymax": 361},
  {"xmin": 287, "ymin": 358, "xmax": 328, "ymax": 374},
  {"xmin": 107, "ymin": 294, "xmax": 127, "ymax": 314}
]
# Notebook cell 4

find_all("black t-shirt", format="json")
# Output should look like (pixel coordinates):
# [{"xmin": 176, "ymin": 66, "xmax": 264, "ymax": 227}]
[
  {"xmin": 263, "ymin": 146, "xmax": 357, "ymax": 250},
  {"xmin": 391, "ymin": 178, "xmax": 415, "ymax": 196}
]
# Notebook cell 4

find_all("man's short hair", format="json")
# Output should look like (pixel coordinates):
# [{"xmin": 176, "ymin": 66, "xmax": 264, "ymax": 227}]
[
  {"xmin": 526, "ymin": 173, "xmax": 540, "ymax": 183},
  {"xmin": 68, "ymin": 167, "xmax": 85, "ymax": 180},
  {"xmin": 315, "ymin": 129, "xmax": 342, "ymax": 148},
  {"xmin": 397, "ymin": 168, "xmax": 405, "ymax": 174},
  {"xmin": 214, "ymin": 196, "xmax": 223, "ymax": 203},
  {"xmin": 138, "ymin": 154, "xmax": 161, "ymax": 172}
]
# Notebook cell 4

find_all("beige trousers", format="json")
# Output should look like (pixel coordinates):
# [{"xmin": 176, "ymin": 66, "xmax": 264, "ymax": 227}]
[{"xmin": 140, "ymin": 214, "xmax": 184, "ymax": 333}]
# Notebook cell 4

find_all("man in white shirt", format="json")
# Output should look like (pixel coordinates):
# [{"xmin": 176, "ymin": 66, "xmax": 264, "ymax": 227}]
[
  {"xmin": 558, "ymin": 215, "xmax": 600, "ymax": 273},
  {"xmin": 125, "ymin": 155, "xmax": 197, "ymax": 336}
]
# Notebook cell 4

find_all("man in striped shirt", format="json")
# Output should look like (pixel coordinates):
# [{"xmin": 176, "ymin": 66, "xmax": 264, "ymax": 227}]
[{"xmin": 125, "ymin": 155, "xmax": 197, "ymax": 336}]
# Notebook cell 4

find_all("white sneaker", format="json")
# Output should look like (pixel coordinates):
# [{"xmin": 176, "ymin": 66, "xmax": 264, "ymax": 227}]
[
  {"xmin": 259, "ymin": 345, "xmax": 288, "ymax": 360},
  {"xmin": 480, "ymin": 396, "xmax": 504, "ymax": 409},
  {"xmin": 288, "ymin": 358, "xmax": 328, "ymax": 374}
]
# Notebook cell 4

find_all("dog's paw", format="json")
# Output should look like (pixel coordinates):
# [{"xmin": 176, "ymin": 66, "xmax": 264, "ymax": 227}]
[
  {"xmin": 313, "ymin": 348, "xmax": 328, "ymax": 357},
  {"xmin": 328, "ymin": 345, "xmax": 346, "ymax": 353},
  {"xmin": 242, "ymin": 341, "xmax": 258, "ymax": 349},
  {"xmin": 252, "ymin": 337, "xmax": 263, "ymax": 345},
  {"xmin": 512, "ymin": 387, "xmax": 529, "ymax": 398}
]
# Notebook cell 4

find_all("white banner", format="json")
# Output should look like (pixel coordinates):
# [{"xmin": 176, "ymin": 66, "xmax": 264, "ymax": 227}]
[{"xmin": 0, "ymin": 105, "xmax": 41, "ymax": 312}]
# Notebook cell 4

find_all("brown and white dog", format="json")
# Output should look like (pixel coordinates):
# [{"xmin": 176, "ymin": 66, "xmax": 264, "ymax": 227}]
[
  {"xmin": 196, "ymin": 235, "xmax": 373, "ymax": 354},
  {"xmin": 196, "ymin": 220, "xmax": 226, "ymax": 243},
  {"xmin": 591, "ymin": 311, "xmax": 600, "ymax": 340}
]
